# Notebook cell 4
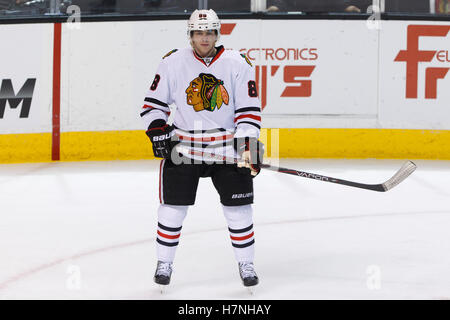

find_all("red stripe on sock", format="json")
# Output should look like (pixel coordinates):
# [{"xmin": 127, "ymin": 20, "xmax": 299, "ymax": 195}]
[
  {"xmin": 157, "ymin": 230, "xmax": 180, "ymax": 240},
  {"xmin": 230, "ymin": 232, "xmax": 254, "ymax": 241}
]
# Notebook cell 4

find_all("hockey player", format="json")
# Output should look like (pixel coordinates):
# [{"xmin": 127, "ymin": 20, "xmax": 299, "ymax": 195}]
[{"xmin": 139, "ymin": 9, "xmax": 263, "ymax": 289}]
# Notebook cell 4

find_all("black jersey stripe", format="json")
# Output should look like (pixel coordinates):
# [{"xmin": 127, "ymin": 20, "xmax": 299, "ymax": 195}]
[
  {"xmin": 228, "ymin": 224, "xmax": 253, "ymax": 234},
  {"xmin": 178, "ymin": 141, "xmax": 231, "ymax": 149},
  {"xmin": 236, "ymin": 121, "xmax": 261, "ymax": 130},
  {"xmin": 235, "ymin": 107, "xmax": 261, "ymax": 114},
  {"xmin": 156, "ymin": 238, "xmax": 179, "ymax": 247},
  {"xmin": 174, "ymin": 125, "xmax": 227, "ymax": 134},
  {"xmin": 231, "ymin": 239, "xmax": 255, "ymax": 248},
  {"xmin": 158, "ymin": 222, "xmax": 182, "ymax": 232},
  {"xmin": 144, "ymin": 97, "xmax": 169, "ymax": 108},
  {"xmin": 140, "ymin": 109, "xmax": 153, "ymax": 117},
  {"xmin": 141, "ymin": 108, "xmax": 168, "ymax": 118}
]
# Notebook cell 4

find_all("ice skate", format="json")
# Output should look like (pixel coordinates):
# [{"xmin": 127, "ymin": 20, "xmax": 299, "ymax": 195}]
[
  {"xmin": 247, "ymin": 286, "xmax": 256, "ymax": 295},
  {"xmin": 154, "ymin": 261, "xmax": 173, "ymax": 292},
  {"xmin": 238, "ymin": 262, "xmax": 259, "ymax": 289}
]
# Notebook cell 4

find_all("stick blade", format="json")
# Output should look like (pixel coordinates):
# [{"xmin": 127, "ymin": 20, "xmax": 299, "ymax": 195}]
[{"xmin": 381, "ymin": 161, "xmax": 417, "ymax": 191}]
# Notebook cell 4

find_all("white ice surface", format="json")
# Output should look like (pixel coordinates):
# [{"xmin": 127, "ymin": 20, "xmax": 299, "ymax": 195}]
[{"xmin": 0, "ymin": 159, "xmax": 449, "ymax": 300}]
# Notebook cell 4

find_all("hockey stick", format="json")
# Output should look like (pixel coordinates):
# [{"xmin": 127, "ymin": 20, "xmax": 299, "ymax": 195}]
[
  {"xmin": 174, "ymin": 146, "xmax": 417, "ymax": 192},
  {"xmin": 259, "ymin": 161, "xmax": 416, "ymax": 192}
]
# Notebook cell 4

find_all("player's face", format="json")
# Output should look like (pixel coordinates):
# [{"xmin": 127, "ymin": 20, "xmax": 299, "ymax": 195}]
[{"xmin": 191, "ymin": 30, "xmax": 217, "ymax": 57}]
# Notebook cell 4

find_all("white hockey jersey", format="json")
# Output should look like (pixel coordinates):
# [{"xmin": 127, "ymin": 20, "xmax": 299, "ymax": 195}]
[{"xmin": 140, "ymin": 46, "xmax": 261, "ymax": 161}]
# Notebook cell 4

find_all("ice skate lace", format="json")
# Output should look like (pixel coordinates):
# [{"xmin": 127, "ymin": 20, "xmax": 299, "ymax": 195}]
[
  {"xmin": 239, "ymin": 262, "xmax": 256, "ymax": 278},
  {"xmin": 156, "ymin": 261, "xmax": 172, "ymax": 276}
]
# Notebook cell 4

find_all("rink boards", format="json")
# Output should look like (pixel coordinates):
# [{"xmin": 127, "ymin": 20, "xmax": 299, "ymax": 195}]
[{"xmin": 0, "ymin": 19, "xmax": 449, "ymax": 163}]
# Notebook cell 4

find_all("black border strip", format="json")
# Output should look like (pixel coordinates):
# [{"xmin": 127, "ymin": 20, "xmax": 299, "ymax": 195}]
[
  {"xmin": 158, "ymin": 222, "xmax": 182, "ymax": 232},
  {"xmin": 235, "ymin": 107, "xmax": 261, "ymax": 114},
  {"xmin": 144, "ymin": 97, "xmax": 169, "ymax": 108},
  {"xmin": 231, "ymin": 239, "xmax": 255, "ymax": 248},
  {"xmin": 229, "ymin": 224, "xmax": 253, "ymax": 234},
  {"xmin": 156, "ymin": 238, "xmax": 179, "ymax": 247},
  {"xmin": 0, "ymin": 12, "xmax": 449, "ymax": 25}
]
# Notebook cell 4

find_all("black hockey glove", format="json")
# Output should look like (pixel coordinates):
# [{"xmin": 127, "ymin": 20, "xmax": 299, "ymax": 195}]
[
  {"xmin": 146, "ymin": 119, "xmax": 178, "ymax": 159},
  {"xmin": 234, "ymin": 137, "xmax": 264, "ymax": 177}
]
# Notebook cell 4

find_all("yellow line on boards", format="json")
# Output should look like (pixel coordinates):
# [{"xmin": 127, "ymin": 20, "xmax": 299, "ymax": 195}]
[
  {"xmin": 1, "ymin": 128, "xmax": 450, "ymax": 163},
  {"xmin": 0, "ymin": 133, "xmax": 52, "ymax": 163}
]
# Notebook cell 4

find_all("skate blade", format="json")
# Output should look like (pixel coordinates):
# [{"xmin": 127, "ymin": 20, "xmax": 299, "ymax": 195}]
[
  {"xmin": 158, "ymin": 284, "xmax": 169, "ymax": 294},
  {"xmin": 246, "ymin": 286, "xmax": 256, "ymax": 295}
]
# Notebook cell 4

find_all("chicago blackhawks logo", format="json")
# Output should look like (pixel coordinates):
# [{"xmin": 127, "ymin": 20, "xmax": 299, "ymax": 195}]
[{"xmin": 185, "ymin": 73, "xmax": 229, "ymax": 112}]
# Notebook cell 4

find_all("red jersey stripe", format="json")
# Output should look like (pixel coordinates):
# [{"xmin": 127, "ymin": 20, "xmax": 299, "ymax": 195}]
[
  {"xmin": 192, "ymin": 46, "xmax": 225, "ymax": 67},
  {"xmin": 234, "ymin": 114, "xmax": 261, "ymax": 123},
  {"xmin": 210, "ymin": 46, "xmax": 225, "ymax": 65},
  {"xmin": 193, "ymin": 51, "xmax": 206, "ymax": 66},
  {"xmin": 178, "ymin": 134, "xmax": 233, "ymax": 142}
]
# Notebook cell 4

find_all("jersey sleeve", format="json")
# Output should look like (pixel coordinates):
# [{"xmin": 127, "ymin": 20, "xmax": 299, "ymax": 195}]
[
  {"xmin": 233, "ymin": 56, "xmax": 261, "ymax": 139},
  {"xmin": 139, "ymin": 58, "xmax": 173, "ymax": 130}
]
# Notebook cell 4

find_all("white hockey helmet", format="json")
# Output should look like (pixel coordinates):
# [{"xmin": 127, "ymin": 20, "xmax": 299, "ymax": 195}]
[{"xmin": 187, "ymin": 9, "xmax": 221, "ymax": 40}]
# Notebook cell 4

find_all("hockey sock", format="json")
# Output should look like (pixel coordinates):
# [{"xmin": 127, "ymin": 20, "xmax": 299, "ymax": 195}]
[
  {"xmin": 222, "ymin": 204, "xmax": 255, "ymax": 263},
  {"xmin": 156, "ymin": 204, "xmax": 188, "ymax": 262}
]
